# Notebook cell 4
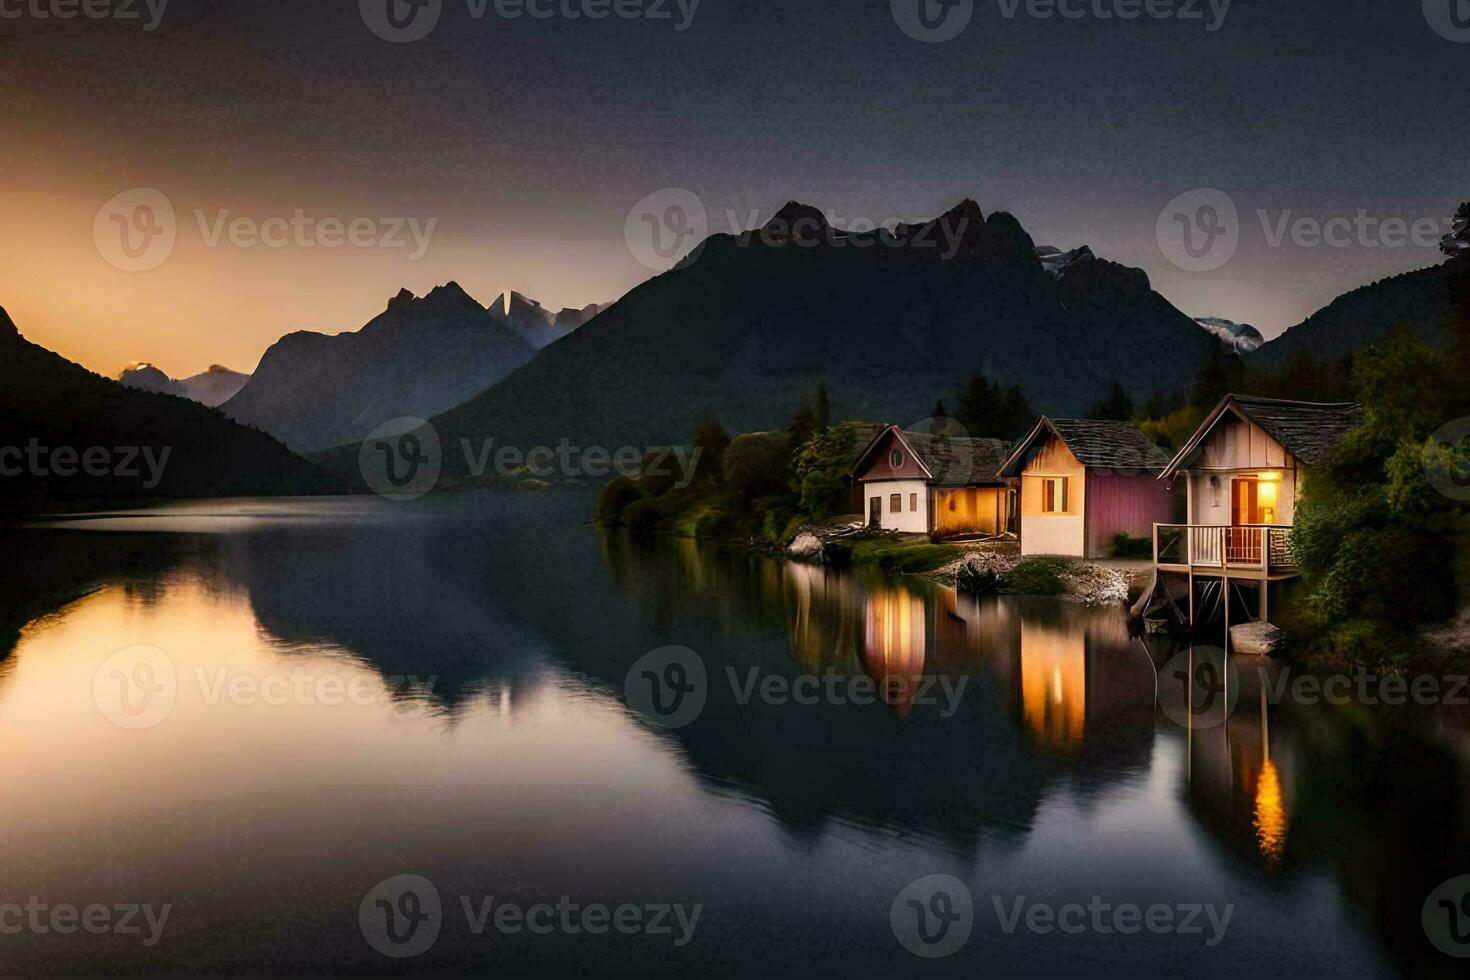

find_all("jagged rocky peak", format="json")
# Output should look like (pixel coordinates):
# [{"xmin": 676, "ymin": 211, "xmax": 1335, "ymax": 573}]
[
  {"xmin": 762, "ymin": 201, "xmax": 830, "ymax": 237},
  {"xmin": 387, "ymin": 287, "xmax": 416, "ymax": 310},
  {"xmin": 0, "ymin": 305, "xmax": 18, "ymax": 339},
  {"xmin": 1194, "ymin": 316, "xmax": 1265, "ymax": 353},
  {"xmin": 1037, "ymin": 244, "xmax": 1096, "ymax": 278}
]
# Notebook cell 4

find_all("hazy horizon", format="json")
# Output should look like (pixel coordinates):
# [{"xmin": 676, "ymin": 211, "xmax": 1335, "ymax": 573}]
[{"xmin": 3, "ymin": 0, "xmax": 1464, "ymax": 378}]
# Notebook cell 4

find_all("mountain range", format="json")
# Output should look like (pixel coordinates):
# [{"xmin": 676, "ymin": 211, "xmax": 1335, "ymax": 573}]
[
  {"xmin": 494, "ymin": 291, "xmax": 607, "ymax": 350},
  {"xmin": 0, "ymin": 307, "xmax": 326, "ymax": 514},
  {"xmin": 119, "ymin": 362, "xmax": 251, "ymax": 407},
  {"xmin": 373, "ymin": 199, "xmax": 1224, "ymax": 481},
  {"xmin": 1252, "ymin": 261, "xmax": 1465, "ymax": 364},
  {"xmin": 221, "ymin": 282, "xmax": 536, "ymax": 453}
]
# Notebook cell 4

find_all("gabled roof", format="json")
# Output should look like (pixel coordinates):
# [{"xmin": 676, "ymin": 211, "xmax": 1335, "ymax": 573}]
[
  {"xmin": 1160, "ymin": 394, "xmax": 1364, "ymax": 477},
  {"xmin": 998, "ymin": 417, "xmax": 1170, "ymax": 477},
  {"xmin": 848, "ymin": 424, "xmax": 1011, "ymax": 487}
]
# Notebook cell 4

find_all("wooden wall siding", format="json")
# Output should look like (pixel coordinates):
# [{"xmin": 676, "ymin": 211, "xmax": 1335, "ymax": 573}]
[
  {"xmin": 855, "ymin": 430, "xmax": 930, "ymax": 481},
  {"xmin": 1018, "ymin": 433, "xmax": 1086, "ymax": 517},
  {"xmin": 934, "ymin": 487, "xmax": 1006, "ymax": 536},
  {"xmin": 1187, "ymin": 468, "xmax": 1298, "ymax": 526},
  {"xmin": 1086, "ymin": 471, "xmax": 1176, "ymax": 558},
  {"xmin": 1193, "ymin": 413, "xmax": 1291, "ymax": 470}
]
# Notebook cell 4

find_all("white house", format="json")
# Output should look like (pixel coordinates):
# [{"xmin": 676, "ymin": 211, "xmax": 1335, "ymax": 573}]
[{"xmin": 848, "ymin": 425, "xmax": 1015, "ymax": 537}]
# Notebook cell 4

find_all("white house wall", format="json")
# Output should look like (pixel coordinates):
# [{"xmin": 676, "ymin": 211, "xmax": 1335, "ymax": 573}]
[
  {"xmin": 862, "ymin": 479, "xmax": 931, "ymax": 534},
  {"xmin": 1186, "ymin": 469, "xmax": 1297, "ymax": 526}
]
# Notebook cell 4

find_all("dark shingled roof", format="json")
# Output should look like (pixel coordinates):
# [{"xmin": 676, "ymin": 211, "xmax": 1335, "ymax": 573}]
[
  {"xmin": 1035, "ymin": 419, "xmax": 1171, "ymax": 470},
  {"xmin": 847, "ymin": 425, "xmax": 1012, "ymax": 486},
  {"xmin": 1226, "ymin": 395, "xmax": 1364, "ymax": 467},
  {"xmin": 903, "ymin": 431, "xmax": 1012, "ymax": 486}
]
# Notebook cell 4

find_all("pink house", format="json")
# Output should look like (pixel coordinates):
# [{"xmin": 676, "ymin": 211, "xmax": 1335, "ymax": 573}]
[{"xmin": 997, "ymin": 418, "xmax": 1176, "ymax": 558}]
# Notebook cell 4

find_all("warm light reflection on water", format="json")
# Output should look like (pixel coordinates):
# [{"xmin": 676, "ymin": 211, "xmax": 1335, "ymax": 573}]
[
  {"xmin": 1255, "ymin": 758, "xmax": 1287, "ymax": 872},
  {"xmin": 1020, "ymin": 621, "xmax": 1087, "ymax": 752},
  {"xmin": 0, "ymin": 499, "xmax": 1460, "ymax": 978},
  {"xmin": 0, "ymin": 576, "xmax": 691, "ymax": 844}
]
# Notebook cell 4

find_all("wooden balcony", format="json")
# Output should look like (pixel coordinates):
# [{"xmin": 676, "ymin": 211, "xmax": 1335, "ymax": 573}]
[{"xmin": 1152, "ymin": 524, "xmax": 1299, "ymax": 580}]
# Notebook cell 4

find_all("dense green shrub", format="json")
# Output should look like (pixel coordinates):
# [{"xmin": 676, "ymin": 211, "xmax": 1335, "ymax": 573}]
[
  {"xmin": 999, "ymin": 558, "xmax": 1070, "ymax": 596},
  {"xmin": 621, "ymin": 498, "xmax": 661, "ymax": 537},
  {"xmin": 791, "ymin": 425, "xmax": 858, "ymax": 519},
  {"xmin": 595, "ymin": 476, "xmax": 644, "ymax": 525},
  {"xmin": 721, "ymin": 431, "xmax": 793, "ymax": 503}
]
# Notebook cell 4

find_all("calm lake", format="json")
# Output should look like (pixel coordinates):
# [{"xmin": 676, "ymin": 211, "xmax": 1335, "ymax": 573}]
[{"xmin": 0, "ymin": 492, "xmax": 1466, "ymax": 977}]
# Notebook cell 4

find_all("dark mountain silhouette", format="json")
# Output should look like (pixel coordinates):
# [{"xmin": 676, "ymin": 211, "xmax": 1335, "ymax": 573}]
[
  {"xmin": 0, "ymin": 306, "xmax": 328, "ymax": 516},
  {"xmin": 493, "ymin": 290, "xmax": 607, "ymax": 350},
  {"xmin": 1251, "ymin": 261, "xmax": 1463, "ymax": 364},
  {"xmin": 222, "ymin": 282, "xmax": 535, "ymax": 452},
  {"xmin": 359, "ymin": 200, "xmax": 1216, "ymax": 480},
  {"xmin": 119, "ymin": 361, "xmax": 251, "ymax": 407}
]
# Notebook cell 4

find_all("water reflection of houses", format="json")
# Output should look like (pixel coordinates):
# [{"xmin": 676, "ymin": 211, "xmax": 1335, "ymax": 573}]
[{"xmin": 1175, "ymin": 665, "xmax": 1298, "ymax": 874}]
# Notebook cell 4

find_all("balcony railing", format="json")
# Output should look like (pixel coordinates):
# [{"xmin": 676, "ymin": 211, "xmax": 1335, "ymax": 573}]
[{"xmin": 1153, "ymin": 524, "xmax": 1296, "ymax": 573}]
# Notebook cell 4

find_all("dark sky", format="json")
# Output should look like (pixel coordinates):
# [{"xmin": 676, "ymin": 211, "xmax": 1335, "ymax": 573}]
[{"xmin": 2, "ymin": 0, "xmax": 1465, "ymax": 374}]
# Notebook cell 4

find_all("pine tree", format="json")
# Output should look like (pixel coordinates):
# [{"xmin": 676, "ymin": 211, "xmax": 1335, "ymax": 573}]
[
  {"xmin": 1088, "ymin": 381, "xmax": 1134, "ymax": 421},
  {"xmin": 1441, "ymin": 202, "xmax": 1470, "ymax": 261},
  {"xmin": 814, "ymin": 384, "xmax": 831, "ymax": 429}
]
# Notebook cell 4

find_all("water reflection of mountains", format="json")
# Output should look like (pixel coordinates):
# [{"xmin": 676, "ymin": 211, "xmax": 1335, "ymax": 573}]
[{"xmin": 5, "ymin": 502, "xmax": 1468, "ymax": 978}]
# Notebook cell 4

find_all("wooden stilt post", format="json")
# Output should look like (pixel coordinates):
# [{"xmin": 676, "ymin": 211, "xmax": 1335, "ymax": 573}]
[
  {"xmin": 1188, "ymin": 567, "xmax": 1195, "ymax": 626},
  {"xmin": 1221, "ymin": 527, "xmax": 1230, "ymax": 653}
]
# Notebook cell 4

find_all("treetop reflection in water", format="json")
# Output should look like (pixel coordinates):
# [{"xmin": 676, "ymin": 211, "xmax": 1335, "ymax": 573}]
[{"xmin": 0, "ymin": 493, "xmax": 1463, "ymax": 978}]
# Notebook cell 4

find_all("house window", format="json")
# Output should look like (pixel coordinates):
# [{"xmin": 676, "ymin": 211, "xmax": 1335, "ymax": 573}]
[
  {"xmin": 910, "ymin": 493, "xmax": 918, "ymax": 512},
  {"xmin": 890, "ymin": 494, "xmax": 901, "ymax": 513},
  {"xmin": 948, "ymin": 495, "xmax": 957, "ymax": 512},
  {"xmin": 1041, "ymin": 477, "xmax": 1069, "ymax": 514},
  {"xmin": 890, "ymin": 449, "xmax": 904, "ymax": 469},
  {"xmin": 1209, "ymin": 475, "xmax": 1221, "ymax": 508}
]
